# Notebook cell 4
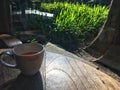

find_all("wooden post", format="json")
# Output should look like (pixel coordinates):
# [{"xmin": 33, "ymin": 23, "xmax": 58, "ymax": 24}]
[{"xmin": 0, "ymin": 0, "xmax": 11, "ymax": 34}]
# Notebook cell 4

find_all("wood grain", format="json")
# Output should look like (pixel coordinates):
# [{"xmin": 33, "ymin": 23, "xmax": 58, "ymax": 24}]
[
  {"xmin": 45, "ymin": 52, "xmax": 120, "ymax": 90},
  {"xmin": 0, "ymin": 50, "xmax": 120, "ymax": 90}
]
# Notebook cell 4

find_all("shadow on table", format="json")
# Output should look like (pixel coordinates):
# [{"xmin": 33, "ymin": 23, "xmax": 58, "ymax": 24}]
[{"xmin": 9, "ymin": 71, "xmax": 43, "ymax": 90}]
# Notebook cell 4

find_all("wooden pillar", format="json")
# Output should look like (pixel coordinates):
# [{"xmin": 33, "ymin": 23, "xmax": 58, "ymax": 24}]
[{"xmin": 0, "ymin": 0, "xmax": 11, "ymax": 34}]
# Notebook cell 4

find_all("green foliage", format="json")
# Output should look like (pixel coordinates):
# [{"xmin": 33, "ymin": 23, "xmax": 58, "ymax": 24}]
[
  {"xmin": 26, "ymin": 14, "xmax": 55, "ymax": 36},
  {"xmin": 40, "ymin": 2, "xmax": 65, "ymax": 16},
  {"xmin": 40, "ymin": 2, "xmax": 108, "ymax": 45},
  {"xmin": 27, "ymin": 38, "xmax": 38, "ymax": 43},
  {"xmin": 30, "ymin": 0, "xmax": 40, "ymax": 2},
  {"xmin": 25, "ymin": 2, "xmax": 108, "ymax": 49}
]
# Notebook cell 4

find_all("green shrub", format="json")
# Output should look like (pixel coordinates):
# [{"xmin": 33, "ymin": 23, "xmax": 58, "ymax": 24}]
[
  {"xmin": 40, "ymin": 2, "xmax": 65, "ymax": 17},
  {"xmin": 40, "ymin": 2, "xmax": 108, "ymax": 46},
  {"xmin": 26, "ymin": 14, "xmax": 55, "ymax": 36},
  {"xmin": 25, "ymin": 2, "xmax": 108, "ymax": 49}
]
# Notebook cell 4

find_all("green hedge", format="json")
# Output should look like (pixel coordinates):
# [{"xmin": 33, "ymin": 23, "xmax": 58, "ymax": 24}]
[
  {"xmin": 25, "ymin": 2, "xmax": 108, "ymax": 50},
  {"xmin": 40, "ymin": 2, "xmax": 108, "ymax": 46}
]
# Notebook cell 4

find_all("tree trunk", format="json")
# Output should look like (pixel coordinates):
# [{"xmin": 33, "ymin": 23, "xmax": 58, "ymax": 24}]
[
  {"xmin": 85, "ymin": 0, "xmax": 120, "ymax": 57},
  {"xmin": 85, "ymin": 0, "xmax": 120, "ymax": 71},
  {"xmin": 0, "ymin": 0, "xmax": 11, "ymax": 34}
]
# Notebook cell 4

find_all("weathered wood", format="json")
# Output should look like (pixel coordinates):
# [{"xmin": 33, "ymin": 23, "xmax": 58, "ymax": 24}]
[
  {"xmin": 45, "ymin": 52, "xmax": 120, "ymax": 90},
  {"xmin": 0, "ymin": 49, "xmax": 120, "ymax": 90}
]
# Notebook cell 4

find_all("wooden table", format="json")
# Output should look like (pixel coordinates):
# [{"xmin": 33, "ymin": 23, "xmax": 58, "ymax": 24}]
[{"xmin": 0, "ymin": 50, "xmax": 120, "ymax": 90}]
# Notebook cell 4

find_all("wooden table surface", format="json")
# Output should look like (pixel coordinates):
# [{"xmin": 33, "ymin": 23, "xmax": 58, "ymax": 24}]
[{"xmin": 0, "ymin": 50, "xmax": 120, "ymax": 90}]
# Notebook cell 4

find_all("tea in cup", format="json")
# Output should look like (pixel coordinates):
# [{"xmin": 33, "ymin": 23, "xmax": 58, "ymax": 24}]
[{"xmin": 0, "ymin": 43, "xmax": 44, "ymax": 75}]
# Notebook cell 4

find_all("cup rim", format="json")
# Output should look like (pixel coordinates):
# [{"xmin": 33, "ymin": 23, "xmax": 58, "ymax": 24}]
[{"xmin": 13, "ymin": 43, "xmax": 44, "ymax": 56}]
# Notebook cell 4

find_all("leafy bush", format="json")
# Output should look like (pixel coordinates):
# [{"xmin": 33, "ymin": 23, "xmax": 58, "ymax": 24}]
[
  {"xmin": 40, "ymin": 2, "xmax": 65, "ymax": 17},
  {"xmin": 26, "ymin": 14, "xmax": 56, "ymax": 36},
  {"xmin": 40, "ymin": 2, "xmax": 108, "ymax": 47}
]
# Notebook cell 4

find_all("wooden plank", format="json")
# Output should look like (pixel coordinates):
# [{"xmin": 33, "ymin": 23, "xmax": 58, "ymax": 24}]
[
  {"xmin": 45, "ymin": 52, "xmax": 120, "ymax": 90},
  {"xmin": 0, "ymin": 43, "xmax": 120, "ymax": 90}
]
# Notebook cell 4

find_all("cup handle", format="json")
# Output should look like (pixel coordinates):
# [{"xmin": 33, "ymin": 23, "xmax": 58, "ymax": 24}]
[{"xmin": 0, "ymin": 51, "xmax": 17, "ymax": 68}]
